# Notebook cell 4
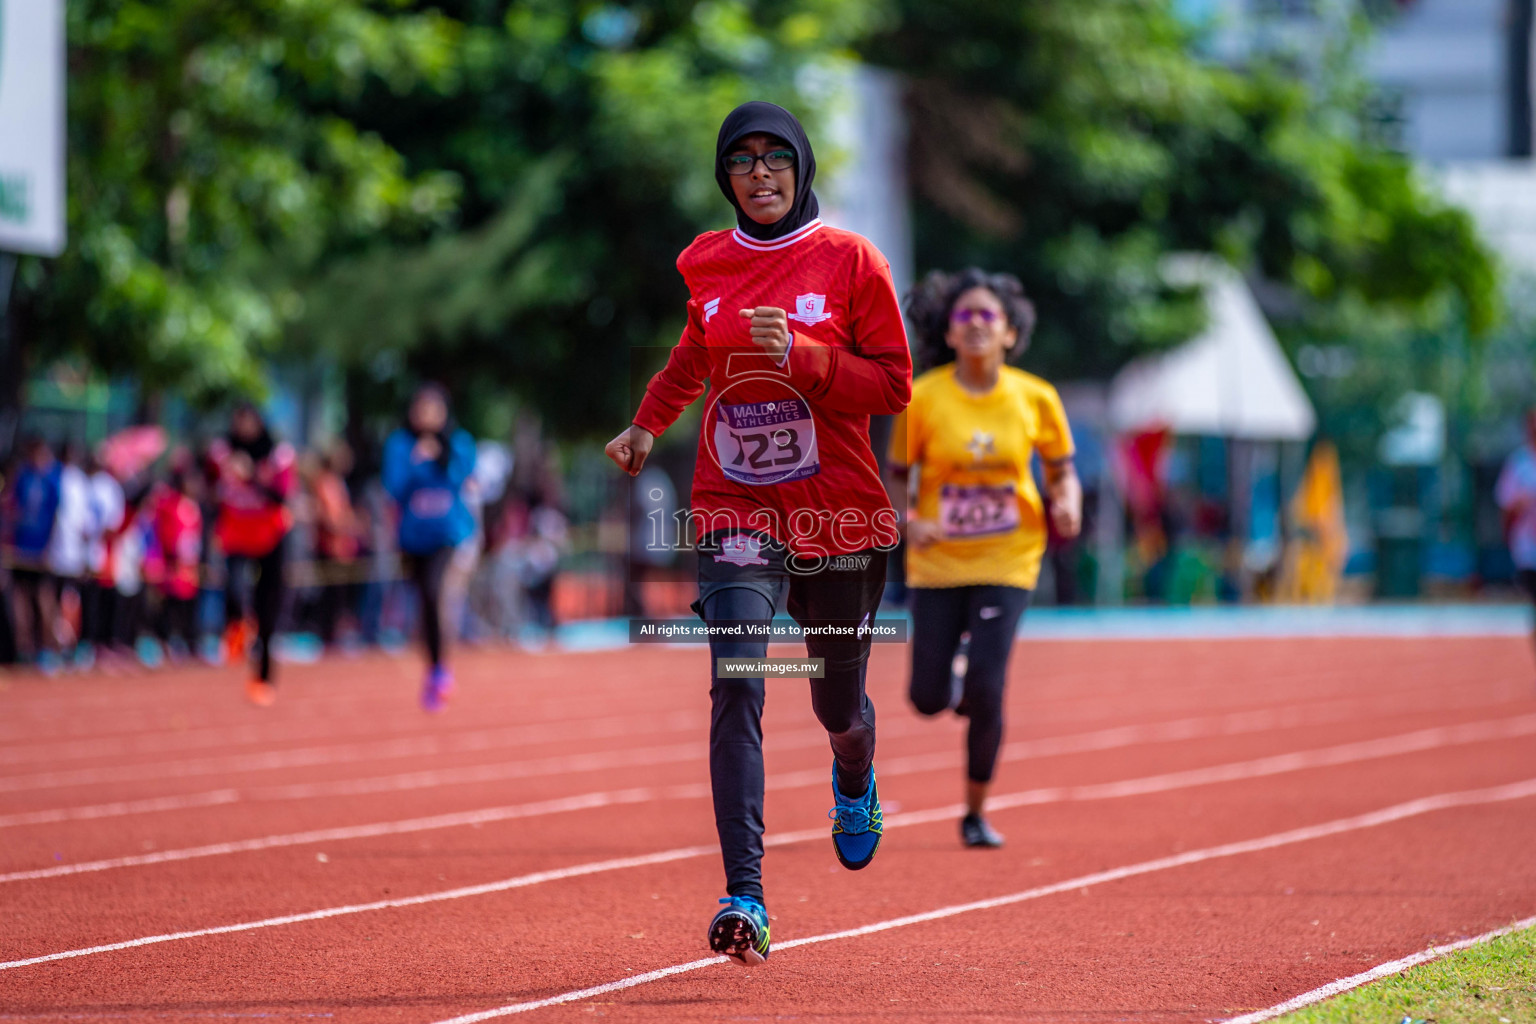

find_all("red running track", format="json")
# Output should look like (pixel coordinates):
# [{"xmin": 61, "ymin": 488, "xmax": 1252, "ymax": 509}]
[{"xmin": 0, "ymin": 635, "xmax": 1533, "ymax": 1022}]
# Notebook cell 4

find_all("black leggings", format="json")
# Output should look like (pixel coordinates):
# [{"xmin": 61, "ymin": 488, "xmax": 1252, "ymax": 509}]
[
  {"xmin": 159, "ymin": 595, "xmax": 198, "ymax": 651},
  {"xmin": 908, "ymin": 585, "xmax": 1031, "ymax": 784},
  {"xmin": 100, "ymin": 588, "xmax": 144, "ymax": 648},
  {"xmin": 701, "ymin": 540, "xmax": 886, "ymax": 906},
  {"xmin": 9, "ymin": 569, "xmax": 54, "ymax": 658},
  {"xmin": 408, "ymin": 547, "xmax": 455, "ymax": 668},
  {"xmin": 226, "ymin": 539, "xmax": 286, "ymax": 682}
]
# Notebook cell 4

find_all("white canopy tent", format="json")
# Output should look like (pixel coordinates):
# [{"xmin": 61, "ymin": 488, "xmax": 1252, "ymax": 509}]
[{"xmin": 1107, "ymin": 256, "xmax": 1316, "ymax": 441}]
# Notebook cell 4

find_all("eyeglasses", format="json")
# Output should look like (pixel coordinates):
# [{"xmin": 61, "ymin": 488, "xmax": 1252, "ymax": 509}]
[
  {"xmin": 951, "ymin": 308, "xmax": 1003, "ymax": 325},
  {"xmin": 723, "ymin": 149, "xmax": 796, "ymax": 176}
]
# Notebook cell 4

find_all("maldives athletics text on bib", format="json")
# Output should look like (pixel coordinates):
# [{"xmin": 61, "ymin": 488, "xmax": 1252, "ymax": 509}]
[
  {"xmin": 939, "ymin": 482, "xmax": 1021, "ymax": 538},
  {"xmin": 713, "ymin": 397, "xmax": 821, "ymax": 485}
]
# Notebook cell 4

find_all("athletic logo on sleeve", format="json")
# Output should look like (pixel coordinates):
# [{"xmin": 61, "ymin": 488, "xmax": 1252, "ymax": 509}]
[
  {"xmin": 716, "ymin": 534, "xmax": 770, "ymax": 566},
  {"xmin": 788, "ymin": 293, "xmax": 832, "ymax": 326},
  {"xmin": 704, "ymin": 297, "xmax": 721, "ymax": 322}
]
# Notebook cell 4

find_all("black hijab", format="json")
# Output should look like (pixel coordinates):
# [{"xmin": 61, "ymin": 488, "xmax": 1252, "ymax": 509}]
[
  {"xmin": 228, "ymin": 402, "xmax": 275, "ymax": 462},
  {"xmin": 714, "ymin": 101, "xmax": 820, "ymax": 241}
]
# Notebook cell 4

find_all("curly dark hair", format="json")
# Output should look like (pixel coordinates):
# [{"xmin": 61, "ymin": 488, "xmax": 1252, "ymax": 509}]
[{"xmin": 903, "ymin": 268, "xmax": 1037, "ymax": 372}]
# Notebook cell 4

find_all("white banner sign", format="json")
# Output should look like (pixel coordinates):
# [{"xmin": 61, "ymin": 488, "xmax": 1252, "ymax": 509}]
[{"xmin": 0, "ymin": 0, "xmax": 66, "ymax": 256}]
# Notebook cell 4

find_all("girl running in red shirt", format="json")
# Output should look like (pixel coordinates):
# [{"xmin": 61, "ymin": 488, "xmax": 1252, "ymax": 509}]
[
  {"xmin": 210, "ymin": 404, "xmax": 295, "ymax": 706},
  {"xmin": 605, "ymin": 101, "xmax": 911, "ymax": 966}
]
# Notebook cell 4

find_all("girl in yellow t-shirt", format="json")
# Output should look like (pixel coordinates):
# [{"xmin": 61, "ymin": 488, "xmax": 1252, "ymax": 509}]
[{"xmin": 886, "ymin": 269, "xmax": 1082, "ymax": 848}]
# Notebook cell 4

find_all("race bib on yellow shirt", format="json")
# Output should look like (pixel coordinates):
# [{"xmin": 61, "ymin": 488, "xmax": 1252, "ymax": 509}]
[
  {"xmin": 939, "ymin": 483, "xmax": 1021, "ymax": 538},
  {"xmin": 714, "ymin": 398, "xmax": 820, "ymax": 485}
]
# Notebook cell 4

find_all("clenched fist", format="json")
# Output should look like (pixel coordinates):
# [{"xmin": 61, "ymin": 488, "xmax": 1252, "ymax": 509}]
[
  {"xmin": 605, "ymin": 424, "xmax": 656, "ymax": 477},
  {"xmin": 740, "ymin": 306, "xmax": 791, "ymax": 361}
]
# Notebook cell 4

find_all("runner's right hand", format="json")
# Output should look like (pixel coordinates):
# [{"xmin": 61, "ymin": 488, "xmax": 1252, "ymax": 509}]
[
  {"xmin": 605, "ymin": 425, "xmax": 655, "ymax": 477},
  {"xmin": 413, "ymin": 436, "xmax": 442, "ymax": 462},
  {"xmin": 228, "ymin": 452, "xmax": 254, "ymax": 480},
  {"xmin": 907, "ymin": 518, "xmax": 943, "ymax": 548}
]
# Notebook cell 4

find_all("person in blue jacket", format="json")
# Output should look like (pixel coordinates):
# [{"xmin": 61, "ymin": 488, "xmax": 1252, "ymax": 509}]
[
  {"xmin": 383, "ymin": 384, "xmax": 478, "ymax": 711},
  {"xmin": 4, "ymin": 436, "xmax": 63, "ymax": 672}
]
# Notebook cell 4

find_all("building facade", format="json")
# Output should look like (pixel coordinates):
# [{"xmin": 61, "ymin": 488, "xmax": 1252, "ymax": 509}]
[{"xmin": 1182, "ymin": 0, "xmax": 1532, "ymax": 161}]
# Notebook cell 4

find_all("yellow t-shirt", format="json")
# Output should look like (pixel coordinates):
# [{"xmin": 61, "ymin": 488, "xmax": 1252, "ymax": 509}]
[{"xmin": 889, "ymin": 364, "xmax": 1075, "ymax": 590}]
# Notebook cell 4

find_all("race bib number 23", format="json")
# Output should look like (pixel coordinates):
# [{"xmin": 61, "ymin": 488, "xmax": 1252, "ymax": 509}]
[{"xmin": 714, "ymin": 398, "xmax": 820, "ymax": 485}]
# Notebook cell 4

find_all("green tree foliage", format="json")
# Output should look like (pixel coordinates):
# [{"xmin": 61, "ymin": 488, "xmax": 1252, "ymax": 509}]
[
  {"xmin": 18, "ymin": 0, "xmax": 462, "ymax": 399},
  {"xmin": 15, "ymin": 0, "xmax": 1500, "ymax": 438},
  {"xmin": 297, "ymin": 0, "xmax": 877, "ymax": 435},
  {"xmin": 859, "ymin": 0, "xmax": 1499, "ymax": 380}
]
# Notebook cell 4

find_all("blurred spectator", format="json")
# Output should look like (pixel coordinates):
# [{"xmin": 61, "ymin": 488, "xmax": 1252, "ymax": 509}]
[
  {"xmin": 0, "ymin": 456, "xmax": 16, "ymax": 665},
  {"xmin": 354, "ymin": 475, "xmax": 397, "ymax": 647},
  {"xmin": 150, "ymin": 465, "xmax": 204, "ymax": 661},
  {"xmin": 1278, "ymin": 440, "xmax": 1348, "ymax": 604},
  {"xmin": 309, "ymin": 440, "xmax": 363, "ymax": 648},
  {"xmin": 79, "ymin": 450, "xmax": 125, "ymax": 667},
  {"xmin": 443, "ymin": 473, "xmax": 484, "ymax": 651},
  {"xmin": 1044, "ymin": 488, "xmax": 1082, "ymax": 606},
  {"xmin": 1496, "ymin": 408, "xmax": 1536, "ymax": 656},
  {"xmin": 193, "ymin": 442, "xmax": 222, "ymax": 660},
  {"xmin": 97, "ymin": 482, "xmax": 154, "ymax": 667},
  {"xmin": 0, "ymin": 403, "xmax": 595, "ymax": 672},
  {"xmin": 46, "ymin": 442, "xmax": 93, "ymax": 666},
  {"xmin": 469, "ymin": 495, "xmax": 525, "ymax": 642},
  {"xmin": 519, "ymin": 489, "xmax": 569, "ymax": 635},
  {"xmin": 624, "ymin": 466, "xmax": 676, "ymax": 617},
  {"xmin": 5, "ymin": 437, "xmax": 63, "ymax": 672}
]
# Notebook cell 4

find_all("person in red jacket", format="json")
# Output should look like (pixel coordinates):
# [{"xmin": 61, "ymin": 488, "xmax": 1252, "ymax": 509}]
[
  {"xmin": 149, "ymin": 466, "xmax": 204, "ymax": 661},
  {"xmin": 605, "ymin": 101, "xmax": 911, "ymax": 966},
  {"xmin": 209, "ymin": 403, "xmax": 295, "ymax": 705}
]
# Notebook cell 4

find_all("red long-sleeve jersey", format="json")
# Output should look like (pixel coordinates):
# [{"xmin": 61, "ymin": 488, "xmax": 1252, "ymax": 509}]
[
  {"xmin": 209, "ymin": 439, "xmax": 295, "ymax": 558},
  {"xmin": 633, "ymin": 219, "xmax": 912, "ymax": 557}
]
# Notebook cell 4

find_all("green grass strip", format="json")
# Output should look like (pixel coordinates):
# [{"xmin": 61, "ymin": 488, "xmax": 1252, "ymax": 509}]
[{"xmin": 1269, "ymin": 923, "xmax": 1536, "ymax": 1023}]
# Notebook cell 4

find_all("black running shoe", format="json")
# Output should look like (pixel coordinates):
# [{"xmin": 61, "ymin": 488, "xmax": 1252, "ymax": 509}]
[{"xmin": 960, "ymin": 813, "xmax": 1004, "ymax": 848}]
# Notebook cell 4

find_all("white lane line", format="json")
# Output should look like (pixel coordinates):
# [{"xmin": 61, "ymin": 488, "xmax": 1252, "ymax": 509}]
[
  {"xmin": 11, "ymin": 694, "xmax": 1525, "ymax": 831},
  {"xmin": 1223, "ymin": 914, "xmax": 1536, "ymax": 1023},
  {"xmin": 0, "ymin": 818, "xmax": 858, "ymax": 972},
  {"xmin": 0, "ymin": 632, "xmax": 1505, "ymax": 749},
  {"xmin": 425, "ymin": 778, "xmax": 1536, "ymax": 1023},
  {"xmin": 0, "ymin": 709, "xmax": 708, "ymax": 794},
  {"xmin": 0, "ymin": 789, "xmax": 244, "ymax": 829},
  {"xmin": 0, "ymin": 650, "xmax": 657, "ymax": 737},
  {"xmin": 0, "ymin": 706, "xmax": 937, "ymax": 801},
  {"xmin": 0, "ymin": 787, "xmax": 706, "ymax": 884},
  {"xmin": 7, "ymin": 742, "xmax": 1536, "ymax": 975},
  {"xmin": 0, "ymin": 840, "xmax": 722, "ymax": 973},
  {"xmin": 7, "ymin": 713, "xmax": 1533, "ymax": 884},
  {"xmin": 0, "ymin": 695, "xmax": 695, "ymax": 767},
  {"xmin": 0, "ymin": 646, "xmax": 1497, "ymax": 777},
  {"xmin": 425, "ymin": 956, "xmax": 733, "ymax": 1023},
  {"xmin": 0, "ymin": 717, "xmax": 915, "ymax": 831},
  {"xmin": 0, "ymin": 678, "xmax": 607, "ymax": 750},
  {"xmin": 1005, "ymin": 713, "xmax": 1536, "ymax": 807},
  {"xmin": 7, "ymin": 713, "xmax": 1533, "ymax": 885}
]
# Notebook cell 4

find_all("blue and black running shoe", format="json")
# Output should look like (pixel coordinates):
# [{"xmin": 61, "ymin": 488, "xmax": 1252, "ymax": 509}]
[
  {"xmin": 708, "ymin": 895, "xmax": 770, "ymax": 966},
  {"xmin": 829, "ymin": 767, "xmax": 883, "ymax": 870}
]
